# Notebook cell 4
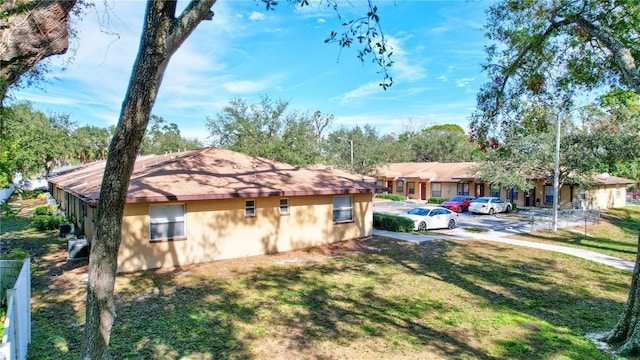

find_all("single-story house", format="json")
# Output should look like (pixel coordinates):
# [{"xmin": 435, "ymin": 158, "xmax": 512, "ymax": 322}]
[
  {"xmin": 48, "ymin": 147, "xmax": 383, "ymax": 272},
  {"xmin": 377, "ymin": 162, "xmax": 635, "ymax": 210}
]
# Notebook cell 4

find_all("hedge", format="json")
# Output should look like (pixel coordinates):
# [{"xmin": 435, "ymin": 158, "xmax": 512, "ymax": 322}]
[
  {"xmin": 373, "ymin": 213, "xmax": 415, "ymax": 232},
  {"xmin": 33, "ymin": 205, "xmax": 58, "ymax": 216},
  {"xmin": 376, "ymin": 193, "xmax": 407, "ymax": 201},
  {"xmin": 32, "ymin": 214, "xmax": 67, "ymax": 231},
  {"xmin": 427, "ymin": 197, "xmax": 447, "ymax": 204}
]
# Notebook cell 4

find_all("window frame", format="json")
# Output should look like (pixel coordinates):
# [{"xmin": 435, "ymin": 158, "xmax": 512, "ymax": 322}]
[
  {"xmin": 544, "ymin": 185, "xmax": 559, "ymax": 205},
  {"xmin": 616, "ymin": 184, "xmax": 620, "ymax": 197},
  {"xmin": 149, "ymin": 203, "xmax": 186, "ymax": 242},
  {"xmin": 396, "ymin": 180, "xmax": 404, "ymax": 193},
  {"xmin": 457, "ymin": 183, "xmax": 470, "ymax": 196},
  {"xmin": 408, "ymin": 182, "xmax": 415, "ymax": 195},
  {"xmin": 245, "ymin": 199, "xmax": 256, "ymax": 217},
  {"xmin": 490, "ymin": 187, "xmax": 500, "ymax": 198},
  {"xmin": 279, "ymin": 198, "xmax": 289, "ymax": 215},
  {"xmin": 333, "ymin": 195, "xmax": 353, "ymax": 224},
  {"xmin": 432, "ymin": 183, "xmax": 442, "ymax": 197}
]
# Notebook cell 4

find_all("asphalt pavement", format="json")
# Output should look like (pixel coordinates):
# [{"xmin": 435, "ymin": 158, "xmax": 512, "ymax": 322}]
[{"xmin": 373, "ymin": 200, "xmax": 635, "ymax": 272}]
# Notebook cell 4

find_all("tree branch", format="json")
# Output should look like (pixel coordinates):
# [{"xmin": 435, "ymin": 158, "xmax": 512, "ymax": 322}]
[{"xmin": 569, "ymin": 14, "xmax": 640, "ymax": 95}]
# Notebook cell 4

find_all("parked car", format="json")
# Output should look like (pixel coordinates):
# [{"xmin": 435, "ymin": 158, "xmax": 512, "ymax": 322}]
[
  {"xmin": 468, "ymin": 197, "xmax": 511, "ymax": 215},
  {"xmin": 441, "ymin": 195, "xmax": 476, "ymax": 213},
  {"xmin": 399, "ymin": 206, "xmax": 458, "ymax": 231}
]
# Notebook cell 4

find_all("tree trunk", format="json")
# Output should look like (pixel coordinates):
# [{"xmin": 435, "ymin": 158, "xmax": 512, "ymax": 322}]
[
  {"xmin": 605, "ymin": 230, "xmax": 640, "ymax": 355},
  {"xmin": 79, "ymin": 1, "xmax": 215, "ymax": 358},
  {"xmin": 0, "ymin": 0, "xmax": 76, "ymax": 135}
]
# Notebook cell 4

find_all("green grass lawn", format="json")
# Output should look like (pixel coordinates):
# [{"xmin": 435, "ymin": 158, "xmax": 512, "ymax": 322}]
[
  {"xmin": 511, "ymin": 206, "xmax": 640, "ymax": 262},
  {"xmin": 2, "ymin": 198, "xmax": 636, "ymax": 359}
]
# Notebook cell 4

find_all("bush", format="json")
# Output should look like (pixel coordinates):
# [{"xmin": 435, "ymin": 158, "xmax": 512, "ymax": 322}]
[
  {"xmin": 0, "ymin": 201, "xmax": 16, "ymax": 218},
  {"xmin": 1, "ymin": 248, "xmax": 29, "ymax": 261},
  {"xmin": 32, "ymin": 214, "xmax": 67, "ymax": 231},
  {"xmin": 376, "ymin": 193, "xmax": 407, "ymax": 201},
  {"xmin": 510, "ymin": 202, "xmax": 517, "ymax": 212},
  {"xmin": 373, "ymin": 213, "xmax": 415, "ymax": 232},
  {"xmin": 427, "ymin": 197, "xmax": 447, "ymax": 204},
  {"xmin": 33, "ymin": 205, "xmax": 58, "ymax": 216},
  {"xmin": 19, "ymin": 189, "xmax": 44, "ymax": 199}
]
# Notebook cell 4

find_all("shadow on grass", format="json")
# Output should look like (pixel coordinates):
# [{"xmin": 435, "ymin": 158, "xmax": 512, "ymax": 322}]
[{"xmin": 24, "ymin": 234, "xmax": 630, "ymax": 359}]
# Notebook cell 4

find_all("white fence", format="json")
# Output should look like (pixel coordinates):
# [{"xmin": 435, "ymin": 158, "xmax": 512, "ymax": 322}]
[
  {"xmin": 0, "ymin": 259, "xmax": 31, "ymax": 360},
  {"xmin": 0, "ymin": 186, "xmax": 14, "ymax": 203}
]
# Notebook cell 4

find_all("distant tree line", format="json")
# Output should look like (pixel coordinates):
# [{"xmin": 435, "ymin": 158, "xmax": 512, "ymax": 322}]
[{"xmin": 2, "ymin": 92, "xmax": 638, "ymax": 190}]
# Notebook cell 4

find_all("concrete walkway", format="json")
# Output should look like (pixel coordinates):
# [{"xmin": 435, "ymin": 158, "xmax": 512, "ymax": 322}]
[{"xmin": 372, "ymin": 227, "xmax": 636, "ymax": 272}]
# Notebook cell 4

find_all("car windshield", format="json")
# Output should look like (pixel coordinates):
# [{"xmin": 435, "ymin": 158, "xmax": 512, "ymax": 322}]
[
  {"xmin": 449, "ymin": 196, "xmax": 465, "ymax": 202},
  {"xmin": 407, "ymin": 208, "xmax": 430, "ymax": 216},
  {"xmin": 475, "ymin": 198, "xmax": 489, "ymax": 203}
]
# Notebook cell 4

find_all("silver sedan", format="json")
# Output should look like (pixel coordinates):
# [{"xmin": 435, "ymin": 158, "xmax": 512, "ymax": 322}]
[
  {"xmin": 468, "ymin": 197, "xmax": 512, "ymax": 215},
  {"xmin": 399, "ymin": 206, "xmax": 459, "ymax": 231}
]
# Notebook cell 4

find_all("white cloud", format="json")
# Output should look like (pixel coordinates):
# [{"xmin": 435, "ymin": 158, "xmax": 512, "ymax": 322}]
[
  {"xmin": 248, "ymin": 11, "xmax": 265, "ymax": 21},
  {"xmin": 337, "ymin": 82, "xmax": 380, "ymax": 104},
  {"xmin": 455, "ymin": 77, "xmax": 475, "ymax": 88},
  {"xmin": 438, "ymin": 75, "xmax": 448, "ymax": 82},
  {"xmin": 223, "ymin": 80, "xmax": 270, "ymax": 93}
]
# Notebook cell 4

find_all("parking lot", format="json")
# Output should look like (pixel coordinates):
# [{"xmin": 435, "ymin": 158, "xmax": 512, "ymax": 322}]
[{"xmin": 373, "ymin": 200, "xmax": 541, "ymax": 232}]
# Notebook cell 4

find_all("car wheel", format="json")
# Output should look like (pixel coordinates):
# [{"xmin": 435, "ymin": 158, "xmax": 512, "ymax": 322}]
[
  {"xmin": 448, "ymin": 219, "xmax": 456, "ymax": 229},
  {"xmin": 505, "ymin": 205, "xmax": 511, "ymax": 213},
  {"xmin": 488, "ymin": 208, "xmax": 495, "ymax": 215},
  {"xmin": 418, "ymin": 221, "xmax": 427, "ymax": 231},
  {"xmin": 457, "ymin": 207, "xmax": 462, "ymax": 213}
]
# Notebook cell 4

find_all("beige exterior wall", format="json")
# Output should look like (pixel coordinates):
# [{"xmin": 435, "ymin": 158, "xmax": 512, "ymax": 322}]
[
  {"xmin": 586, "ymin": 184, "xmax": 627, "ymax": 209},
  {"xmin": 117, "ymin": 193, "xmax": 373, "ymax": 273}
]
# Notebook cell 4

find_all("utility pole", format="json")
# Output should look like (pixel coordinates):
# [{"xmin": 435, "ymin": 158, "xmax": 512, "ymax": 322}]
[{"xmin": 339, "ymin": 137, "xmax": 354, "ymax": 171}]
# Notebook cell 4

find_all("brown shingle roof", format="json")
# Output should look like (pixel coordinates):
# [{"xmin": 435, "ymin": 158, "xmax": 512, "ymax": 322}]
[
  {"xmin": 49, "ymin": 148, "xmax": 382, "ymax": 205},
  {"xmin": 377, "ymin": 162, "xmax": 479, "ymax": 182}
]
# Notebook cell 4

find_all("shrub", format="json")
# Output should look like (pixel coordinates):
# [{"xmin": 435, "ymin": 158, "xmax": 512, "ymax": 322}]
[
  {"xmin": 376, "ymin": 193, "xmax": 407, "ymax": 201},
  {"xmin": 0, "ymin": 201, "xmax": 16, "ymax": 218},
  {"xmin": 427, "ymin": 197, "xmax": 447, "ymax": 204},
  {"xmin": 33, "ymin": 205, "xmax": 57, "ymax": 216},
  {"xmin": 19, "ymin": 189, "xmax": 44, "ymax": 199},
  {"xmin": 510, "ymin": 202, "xmax": 517, "ymax": 212},
  {"xmin": 1, "ymin": 248, "xmax": 29, "ymax": 261},
  {"xmin": 373, "ymin": 213, "xmax": 415, "ymax": 232},
  {"xmin": 32, "ymin": 214, "xmax": 67, "ymax": 231}
]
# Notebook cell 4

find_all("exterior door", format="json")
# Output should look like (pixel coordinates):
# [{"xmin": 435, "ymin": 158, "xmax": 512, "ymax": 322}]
[
  {"xmin": 475, "ymin": 184, "xmax": 484, "ymax": 197},
  {"xmin": 420, "ymin": 183, "xmax": 427, "ymax": 200}
]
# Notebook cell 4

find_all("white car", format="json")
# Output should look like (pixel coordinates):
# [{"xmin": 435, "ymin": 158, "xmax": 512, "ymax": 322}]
[
  {"xmin": 399, "ymin": 206, "xmax": 458, "ymax": 231},
  {"xmin": 468, "ymin": 197, "xmax": 511, "ymax": 215}
]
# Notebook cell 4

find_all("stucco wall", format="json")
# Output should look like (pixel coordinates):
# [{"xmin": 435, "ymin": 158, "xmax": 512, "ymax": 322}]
[{"xmin": 117, "ymin": 193, "xmax": 373, "ymax": 272}]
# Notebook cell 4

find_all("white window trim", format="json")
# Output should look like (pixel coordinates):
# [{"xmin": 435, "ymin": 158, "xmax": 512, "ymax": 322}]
[
  {"xmin": 279, "ymin": 198, "xmax": 289, "ymax": 215},
  {"xmin": 333, "ymin": 195, "xmax": 353, "ymax": 223},
  {"xmin": 149, "ymin": 203, "xmax": 186, "ymax": 241}
]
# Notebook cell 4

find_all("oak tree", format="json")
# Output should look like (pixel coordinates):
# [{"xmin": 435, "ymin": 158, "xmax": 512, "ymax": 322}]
[{"xmin": 81, "ymin": 1, "xmax": 392, "ymax": 358}]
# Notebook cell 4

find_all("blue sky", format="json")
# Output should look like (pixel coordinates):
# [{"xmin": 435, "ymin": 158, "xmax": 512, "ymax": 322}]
[{"xmin": 11, "ymin": 0, "xmax": 492, "ymax": 142}]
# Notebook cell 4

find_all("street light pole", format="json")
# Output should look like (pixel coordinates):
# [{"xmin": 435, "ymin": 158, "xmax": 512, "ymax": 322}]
[
  {"xmin": 339, "ymin": 137, "xmax": 354, "ymax": 171},
  {"xmin": 552, "ymin": 113, "xmax": 561, "ymax": 232}
]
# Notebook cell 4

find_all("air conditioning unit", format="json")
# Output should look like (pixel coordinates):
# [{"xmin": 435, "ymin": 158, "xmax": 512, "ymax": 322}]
[
  {"xmin": 59, "ymin": 223, "xmax": 74, "ymax": 238},
  {"xmin": 68, "ymin": 237, "xmax": 89, "ymax": 260}
]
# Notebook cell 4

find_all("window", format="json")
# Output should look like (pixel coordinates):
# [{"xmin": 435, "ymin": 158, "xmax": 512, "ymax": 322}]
[
  {"xmin": 245, "ymin": 200, "xmax": 256, "ymax": 217},
  {"xmin": 396, "ymin": 180, "xmax": 404, "ymax": 193},
  {"xmin": 279, "ymin": 198, "xmax": 289, "ymax": 215},
  {"xmin": 408, "ymin": 182, "xmax": 415, "ymax": 195},
  {"xmin": 149, "ymin": 204, "xmax": 185, "ymax": 241},
  {"xmin": 333, "ymin": 196, "xmax": 353, "ymax": 223},
  {"xmin": 579, "ymin": 187, "xmax": 586, "ymax": 200},
  {"xmin": 509, "ymin": 186, "xmax": 518, "ymax": 200},
  {"xmin": 432, "ymin": 183, "xmax": 441, "ymax": 197},
  {"xmin": 457, "ymin": 183, "xmax": 469, "ymax": 196},
  {"xmin": 544, "ymin": 186, "xmax": 559, "ymax": 204},
  {"xmin": 490, "ymin": 187, "xmax": 500, "ymax": 198},
  {"xmin": 616, "ymin": 184, "xmax": 620, "ymax": 197}
]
